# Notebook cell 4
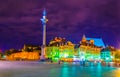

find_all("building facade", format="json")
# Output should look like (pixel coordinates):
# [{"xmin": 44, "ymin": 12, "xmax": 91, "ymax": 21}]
[
  {"xmin": 46, "ymin": 37, "xmax": 75, "ymax": 62},
  {"xmin": 100, "ymin": 48, "xmax": 112, "ymax": 62},
  {"xmin": 79, "ymin": 35, "xmax": 104, "ymax": 61}
]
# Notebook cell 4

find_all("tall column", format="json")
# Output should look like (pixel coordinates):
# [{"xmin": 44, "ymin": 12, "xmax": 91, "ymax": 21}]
[
  {"xmin": 40, "ymin": 9, "xmax": 48, "ymax": 61},
  {"xmin": 43, "ymin": 24, "xmax": 46, "ymax": 45}
]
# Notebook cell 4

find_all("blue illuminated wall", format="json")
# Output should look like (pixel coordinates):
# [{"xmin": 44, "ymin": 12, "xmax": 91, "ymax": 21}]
[{"xmin": 100, "ymin": 48, "xmax": 112, "ymax": 62}]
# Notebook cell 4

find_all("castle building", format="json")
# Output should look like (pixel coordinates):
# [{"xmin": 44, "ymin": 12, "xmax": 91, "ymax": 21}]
[
  {"xmin": 59, "ymin": 41, "xmax": 74, "ymax": 62},
  {"xmin": 79, "ymin": 35, "xmax": 104, "ymax": 61},
  {"xmin": 6, "ymin": 44, "xmax": 41, "ymax": 61}
]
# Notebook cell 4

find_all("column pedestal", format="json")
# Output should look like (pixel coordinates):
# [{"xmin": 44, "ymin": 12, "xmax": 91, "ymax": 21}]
[{"xmin": 40, "ymin": 45, "xmax": 46, "ymax": 61}]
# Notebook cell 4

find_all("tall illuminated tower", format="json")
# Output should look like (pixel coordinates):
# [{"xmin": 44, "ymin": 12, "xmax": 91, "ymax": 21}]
[{"xmin": 40, "ymin": 9, "xmax": 48, "ymax": 60}]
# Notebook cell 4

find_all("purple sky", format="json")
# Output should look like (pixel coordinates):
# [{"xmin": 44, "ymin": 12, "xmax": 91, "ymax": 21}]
[{"xmin": 0, "ymin": 0, "xmax": 120, "ymax": 50}]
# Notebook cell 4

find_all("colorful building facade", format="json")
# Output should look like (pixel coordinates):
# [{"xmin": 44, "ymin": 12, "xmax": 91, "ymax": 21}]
[
  {"xmin": 5, "ymin": 36, "xmax": 120, "ymax": 63},
  {"xmin": 46, "ymin": 46, "xmax": 60, "ymax": 61},
  {"xmin": 100, "ymin": 48, "xmax": 112, "ymax": 62},
  {"xmin": 78, "ymin": 35, "xmax": 104, "ymax": 61},
  {"xmin": 46, "ymin": 38, "xmax": 75, "ymax": 62},
  {"xmin": 46, "ymin": 36, "xmax": 107, "ymax": 62},
  {"xmin": 6, "ymin": 52, "xmax": 40, "ymax": 61}
]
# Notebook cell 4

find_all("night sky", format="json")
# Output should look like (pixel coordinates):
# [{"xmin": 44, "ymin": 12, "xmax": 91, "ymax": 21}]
[{"xmin": 0, "ymin": 0, "xmax": 120, "ymax": 51}]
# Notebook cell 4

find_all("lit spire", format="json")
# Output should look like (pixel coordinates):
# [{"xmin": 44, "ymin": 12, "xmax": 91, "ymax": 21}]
[
  {"xmin": 43, "ymin": 8, "xmax": 46, "ymax": 16},
  {"xmin": 82, "ymin": 34, "xmax": 86, "ymax": 41}
]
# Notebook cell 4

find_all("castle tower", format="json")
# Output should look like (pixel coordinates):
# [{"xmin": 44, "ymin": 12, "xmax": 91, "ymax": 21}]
[
  {"xmin": 82, "ymin": 35, "xmax": 86, "ymax": 42},
  {"xmin": 40, "ymin": 9, "xmax": 48, "ymax": 60},
  {"xmin": 80, "ymin": 34, "xmax": 87, "ymax": 45}
]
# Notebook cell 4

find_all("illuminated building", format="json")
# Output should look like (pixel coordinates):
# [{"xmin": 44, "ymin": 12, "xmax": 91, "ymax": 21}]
[
  {"xmin": 6, "ymin": 44, "xmax": 41, "ymax": 61},
  {"xmin": 107, "ymin": 46, "xmax": 116, "ymax": 61},
  {"xmin": 46, "ymin": 46, "xmax": 60, "ymax": 61},
  {"xmin": 86, "ymin": 38, "xmax": 105, "ymax": 47},
  {"xmin": 49, "ymin": 37, "xmax": 66, "ymax": 46},
  {"xmin": 100, "ymin": 47, "xmax": 112, "ymax": 62},
  {"xmin": 59, "ymin": 41, "xmax": 74, "ymax": 62},
  {"xmin": 114, "ymin": 49, "xmax": 120, "ymax": 62},
  {"xmin": 46, "ymin": 35, "xmax": 105, "ymax": 62},
  {"xmin": 4, "ymin": 33, "xmax": 118, "ymax": 63},
  {"xmin": 6, "ymin": 52, "xmax": 40, "ymax": 61},
  {"xmin": 79, "ymin": 35, "xmax": 104, "ymax": 61},
  {"xmin": 46, "ymin": 37, "xmax": 74, "ymax": 62}
]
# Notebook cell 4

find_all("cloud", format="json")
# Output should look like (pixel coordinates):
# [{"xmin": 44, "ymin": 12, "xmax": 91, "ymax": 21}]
[{"xmin": 0, "ymin": 0, "xmax": 120, "ymax": 50}]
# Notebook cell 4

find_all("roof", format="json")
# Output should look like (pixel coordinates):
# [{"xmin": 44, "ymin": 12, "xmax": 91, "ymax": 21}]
[
  {"xmin": 101, "ymin": 48, "xmax": 111, "ymax": 52},
  {"xmin": 74, "ymin": 44, "xmax": 80, "ymax": 49},
  {"xmin": 86, "ymin": 38, "xmax": 105, "ymax": 47}
]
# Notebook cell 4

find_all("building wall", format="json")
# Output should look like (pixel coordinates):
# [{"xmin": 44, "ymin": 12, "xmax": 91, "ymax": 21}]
[
  {"xmin": 46, "ymin": 46, "xmax": 60, "ymax": 61},
  {"xmin": 6, "ymin": 52, "xmax": 40, "ymax": 61},
  {"xmin": 114, "ymin": 49, "xmax": 120, "ymax": 62},
  {"xmin": 79, "ymin": 45, "xmax": 101, "ymax": 61},
  {"xmin": 100, "ymin": 51, "xmax": 111, "ymax": 62},
  {"xmin": 46, "ymin": 44, "xmax": 74, "ymax": 62}
]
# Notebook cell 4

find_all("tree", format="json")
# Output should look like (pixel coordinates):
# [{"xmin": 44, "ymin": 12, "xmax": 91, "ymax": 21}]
[
  {"xmin": 0, "ymin": 51, "xmax": 2, "ymax": 58},
  {"xmin": 115, "ymin": 51, "xmax": 120, "ymax": 62},
  {"xmin": 4, "ymin": 48, "xmax": 19, "ymax": 56},
  {"xmin": 4, "ymin": 50, "xmax": 11, "ymax": 56}
]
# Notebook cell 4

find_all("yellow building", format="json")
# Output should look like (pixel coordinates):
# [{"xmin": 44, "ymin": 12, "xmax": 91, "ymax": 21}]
[
  {"xmin": 6, "ymin": 52, "xmax": 40, "ymax": 61},
  {"xmin": 59, "ymin": 41, "xmax": 74, "ymax": 58},
  {"xmin": 114, "ymin": 49, "xmax": 120, "ymax": 62},
  {"xmin": 46, "ymin": 46, "xmax": 59, "ymax": 59},
  {"xmin": 79, "ymin": 45, "xmax": 102, "ymax": 61},
  {"xmin": 107, "ymin": 46, "xmax": 117, "ymax": 61},
  {"xmin": 79, "ymin": 35, "xmax": 104, "ymax": 61},
  {"xmin": 49, "ymin": 37, "xmax": 66, "ymax": 46},
  {"xmin": 59, "ymin": 43, "xmax": 74, "ymax": 62},
  {"xmin": 46, "ymin": 40, "xmax": 75, "ymax": 62}
]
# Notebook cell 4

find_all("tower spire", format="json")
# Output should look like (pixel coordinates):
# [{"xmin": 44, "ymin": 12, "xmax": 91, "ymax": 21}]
[{"xmin": 82, "ymin": 34, "xmax": 86, "ymax": 41}]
